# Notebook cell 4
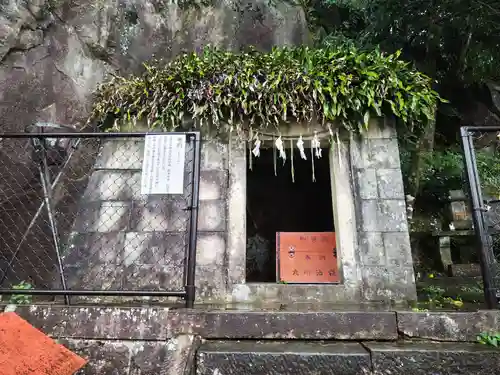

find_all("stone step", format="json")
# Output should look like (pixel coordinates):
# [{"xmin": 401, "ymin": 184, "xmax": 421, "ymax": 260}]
[
  {"xmin": 196, "ymin": 340, "xmax": 500, "ymax": 375},
  {"xmin": 417, "ymin": 276, "xmax": 482, "ymax": 288},
  {"xmin": 366, "ymin": 341, "xmax": 500, "ymax": 375},
  {"xmin": 196, "ymin": 341, "xmax": 371, "ymax": 375},
  {"xmin": 448, "ymin": 263, "xmax": 482, "ymax": 277}
]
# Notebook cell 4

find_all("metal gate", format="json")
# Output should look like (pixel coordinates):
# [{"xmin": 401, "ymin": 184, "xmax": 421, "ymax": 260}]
[
  {"xmin": 0, "ymin": 128, "xmax": 201, "ymax": 307},
  {"xmin": 461, "ymin": 126, "xmax": 500, "ymax": 309}
]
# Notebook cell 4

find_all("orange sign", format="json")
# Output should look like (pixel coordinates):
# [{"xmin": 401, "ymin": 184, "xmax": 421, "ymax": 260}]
[{"xmin": 276, "ymin": 232, "xmax": 339, "ymax": 283}]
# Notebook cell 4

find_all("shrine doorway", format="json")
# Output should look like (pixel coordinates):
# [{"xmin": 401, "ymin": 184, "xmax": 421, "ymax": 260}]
[{"xmin": 245, "ymin": 147, "xmax": 335, "ymax": 282}]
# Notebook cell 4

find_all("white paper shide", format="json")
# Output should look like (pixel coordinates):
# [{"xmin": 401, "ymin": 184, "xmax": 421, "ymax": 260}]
[{"xmin": 140, "ymin": 134, "xmax": 186, "ymax": 195}]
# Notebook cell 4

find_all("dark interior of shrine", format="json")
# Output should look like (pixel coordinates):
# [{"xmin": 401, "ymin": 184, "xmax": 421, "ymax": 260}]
[{"xmin": 245, "ymin": 147, "xmax": 335, "ymax": 282}]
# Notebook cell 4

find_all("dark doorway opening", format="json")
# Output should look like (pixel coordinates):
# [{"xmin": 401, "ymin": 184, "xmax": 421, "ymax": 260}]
[{"xmin": 246, "ymin": 147, "xmax": 335, "ymax": 282}]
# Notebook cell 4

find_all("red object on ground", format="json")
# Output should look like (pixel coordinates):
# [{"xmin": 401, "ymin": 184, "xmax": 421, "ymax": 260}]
[{"xmin": 0, "ymin": 312, "xmax": 87, "ymax": 375}]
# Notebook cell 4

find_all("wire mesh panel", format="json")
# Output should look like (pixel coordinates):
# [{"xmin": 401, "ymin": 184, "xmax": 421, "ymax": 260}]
[
  {"xmin": 461, "ymin": 127, "xmax": 500, "ymax": 308},
  {"xmin": 0, "ymin": 132, "xmax": 201, "ymax": 306}
]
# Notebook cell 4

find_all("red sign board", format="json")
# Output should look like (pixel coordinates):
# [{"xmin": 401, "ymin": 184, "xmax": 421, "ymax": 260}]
[{"xmin": 276, "ymin": 232, "xmax": 339, "ymax": 283}]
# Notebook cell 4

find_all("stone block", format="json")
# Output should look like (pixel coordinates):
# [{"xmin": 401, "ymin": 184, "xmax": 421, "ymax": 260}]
[
  {"xmin": 377, "ymin": 200, "xmax": 408, "ymax": 232},
  {"xmin": 195, "ymin": 266, "xmax": 226, "ymax": 301},
  {"xmin": 360, "ymin": 199, "xmax": 409, "ymax": 232},
  {"xmin": 83, "ymin": 170, "xmax": 140, "ymax": 201},
  {"xmin": 361, "ymin": 266, "xmax": 390, "ymax": 301},
  {"xmin": 449, "ymin": 263, "xmax": 482, "ymax": 277},
  {"xmin": 62, "ymin": 232, "xmax": 126, "ymax": 266},
  {"xmin": 383, "ymin": 232, "xmax": 412, "ymax": 267},
  {"xmin": 197, "ymin": 341, "xmax": 371, "ymax": 375},
  {"xmin": 198, "ymin": 200, "xmax": 226, "ymax": 231},
  {"xmin": 357, "ymin": 168, "xmax": 378, "ymax": 199},
  {"xmin": 359, "ymin": 232, "xmax": 386, "ymax": 266},
  {"xmin": 362, "ymin": 263, "xmax": 415, "ymax": 302},
  {"xmin": 387, "ymin": 267, "xmax": 417, "ymax": 300},
  {"xmin": 130, "ymin": 197, "xmax": 189, "ymax": 232},
  {"xmin": 122, "ymin": 264, "xmax": 184, "ymax": 291},
  {"xmin": 231, "ymin": 283, "xmax": 357, "ymax": 305},
  {"xmin": 65, "ymin": 263, "xmax": 123, "ymax": 291},
  {"xmin": 73, "ymin": 201, "xmax": 131, "ymax": 233},
  {"xmin": 60, "ymin": 338, "xmax": 131, "ymax": 375},
  {"xmin": 16, "ymin": 306, "xmax": 202, "ymax": 340},
  {"xmin": 201, "ymin": 141, "xmax": 227, "ymax": 170},
  {"xmin": 130, "ymin": 336, "xmax": 199, "ymax": 375},
  {"xmin": 377, "ymin": 168, "xmax": 405, "ymax": 199},
  {"xmin": 95, "ymin": 139, "xmax": 144, "ymax": 170},
  {"xmin": 59, "ymin": 336, "xmax": 198, "ymax": 375},
  {"xmin": 397, "ymin": 311, "xmax": 500, "ymax": 342},
  {"xmin": 367, "ymin": 138, "xmax": 401, "ymax": 169},
  {"xmin": 123, "ymin": 232, "xmax": 186, "ymax": 266},
  {"xmin": 360, "ymin": 200, "xmax": 379, "ymax": 232},
  {"xmin": 203, "ymin": 311, "xmax": 398, "ymax": 340},
  {"xmin": 199, "ymin": 170, "xmax": 228, "ymax": 200},
  {"xmin": 364, "ymin": 118, "xmax": 396, "ymax": 139},
  {"xmin": 348, "ymin": 136, "xmax": 371, "ymax": 169},
  {"xmin": 196, "ymin": 232, "xmax": 226, "ymax": 267},
  {"xmin": 367, "ymin": 341, "xmax": 500, "ymax": 375}
]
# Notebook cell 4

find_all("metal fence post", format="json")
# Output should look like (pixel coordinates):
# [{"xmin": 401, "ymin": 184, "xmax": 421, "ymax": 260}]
[
  {"xmin": 460, "ymin": 127, "xmax": 498, "ymax": 309},
  {"xmin": 185, "ymin": 132, "xmax": 201, "ymax": 308}
]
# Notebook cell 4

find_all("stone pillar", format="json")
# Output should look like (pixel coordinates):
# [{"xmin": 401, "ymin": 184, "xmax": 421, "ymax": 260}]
[
  {"xmin": 195, "ymin": 140, "xmax": 230, "ymax": 301},
  {"xmin": 350, "ymin": 119, "xmax": 417, "ymax": 302}
]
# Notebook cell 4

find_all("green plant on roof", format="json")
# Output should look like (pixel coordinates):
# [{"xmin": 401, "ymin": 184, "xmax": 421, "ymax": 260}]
[{"xmin": 88, "ymin": 43, "xmax": 444, "ymax": 136}]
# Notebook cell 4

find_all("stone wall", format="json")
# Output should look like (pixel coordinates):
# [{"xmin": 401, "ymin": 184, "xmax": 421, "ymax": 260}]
[
  {"xmin": 350, "ymin": 121, "xmax": 416, "ymax": 301},
  {"xmin": 60, "ymin": 137, "xmax": 230, "ymax": 303},
  {"xmin": 59, "ymin": 118, "xmax": 415, "ymax": 305}
]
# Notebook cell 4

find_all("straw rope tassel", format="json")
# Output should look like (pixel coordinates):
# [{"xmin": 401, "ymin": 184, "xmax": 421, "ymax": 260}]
[
  {"xmin": 336, "ymin": 130, "xmax": 342, "ymax": 167},
  {"xmin": 248, "ymin": 128, "xmax": 253, "ymax": 170},
  {"xmin": 311, "ymin": 141, "xmax": 316, "ymax": 182},
  {"xmin": 248, "ymin": 138, "xmax": 253, "ymax": 170},
  {"xmin": 273, "ymin": 134, "xmax": 277, "ymax": 176},
  {"xmin": 290, "ymin": 139, "xmax": 295, "ymax": 183},
  {"xmin": 228, "ymin": 133, "xmax": 232, "ymax": 176}
]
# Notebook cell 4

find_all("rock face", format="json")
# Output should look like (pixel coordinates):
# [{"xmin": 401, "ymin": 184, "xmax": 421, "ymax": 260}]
[{"xmin": 0, "ymin": 0, "xmax": 308, "ymax": 131}]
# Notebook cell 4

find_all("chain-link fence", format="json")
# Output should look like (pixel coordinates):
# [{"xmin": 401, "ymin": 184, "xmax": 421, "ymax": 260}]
[
  {"xmin": 0, "ymin": 131, "xmax": 201, "ymax": 307},
  {"xmin": 461, "ymin": 126, "xmax": 500, "ymax": 308}
]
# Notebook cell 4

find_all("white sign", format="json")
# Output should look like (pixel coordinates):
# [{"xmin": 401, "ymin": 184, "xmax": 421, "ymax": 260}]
[{"xmin": 140, "ymin": 134, "xmax": 186, "ymax": 195}]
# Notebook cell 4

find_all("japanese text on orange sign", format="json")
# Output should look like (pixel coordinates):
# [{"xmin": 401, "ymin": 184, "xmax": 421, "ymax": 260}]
[{"xmin": 277, "ymin": 232, "xmax": 339, "ymax": 283}]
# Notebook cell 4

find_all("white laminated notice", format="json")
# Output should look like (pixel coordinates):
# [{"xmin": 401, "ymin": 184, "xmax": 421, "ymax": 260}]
[{"xmin": 140, "ymin": 134, "xmax": 186, "ymax": 195}]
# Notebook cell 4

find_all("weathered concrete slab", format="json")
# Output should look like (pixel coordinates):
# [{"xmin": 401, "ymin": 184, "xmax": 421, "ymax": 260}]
[
  {"xmin": 366, "ymin": 341, "xmax": 500, "ymax": 375},
  {"xmin": 397, "ymin": 310, "xmax": 500, "ymax": 342},
  {"xmin": 203, "ymin": 310, "xmax": 398, "ymax": 340},
  {"xmin": 15, "ymin": 306, "xmax": 204, "ymax": 340},
  {"xmin": 197, "ymin": 341, "xmax": 371, "ymax": 375},
  {"xmin": 60, "ymin": 335, "xmax": 199, "ymax": 375},
  {"xmin": 14, "ymin": 306, "xmax": 398, "ymax": 340}
]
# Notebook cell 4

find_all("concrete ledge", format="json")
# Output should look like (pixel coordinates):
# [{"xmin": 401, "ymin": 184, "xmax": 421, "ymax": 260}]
[
  {"xmin": 197, "ymin": 341, "xmax": 371, "ymax": 375},
  {"xmin": 60, "ymin": 335, "xmax": 199, "ymax": 375},
  {"xmin": 366, "ymin": 341, "xmax": 500, "ymax": 375},
  {"xmin": 396, "ymin": 310, "xmax": 500, "ymax": 342},
  {"xmin": 13, "ymin": 305, "xmax": 397, "ymax": 340},
  {"xmin": 203, "ymin": 310, "xmax": 397, "ymax": 340},
  {"xmin": 241, "ymin": 283, "xmax": 359, "ymax": 303}
]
